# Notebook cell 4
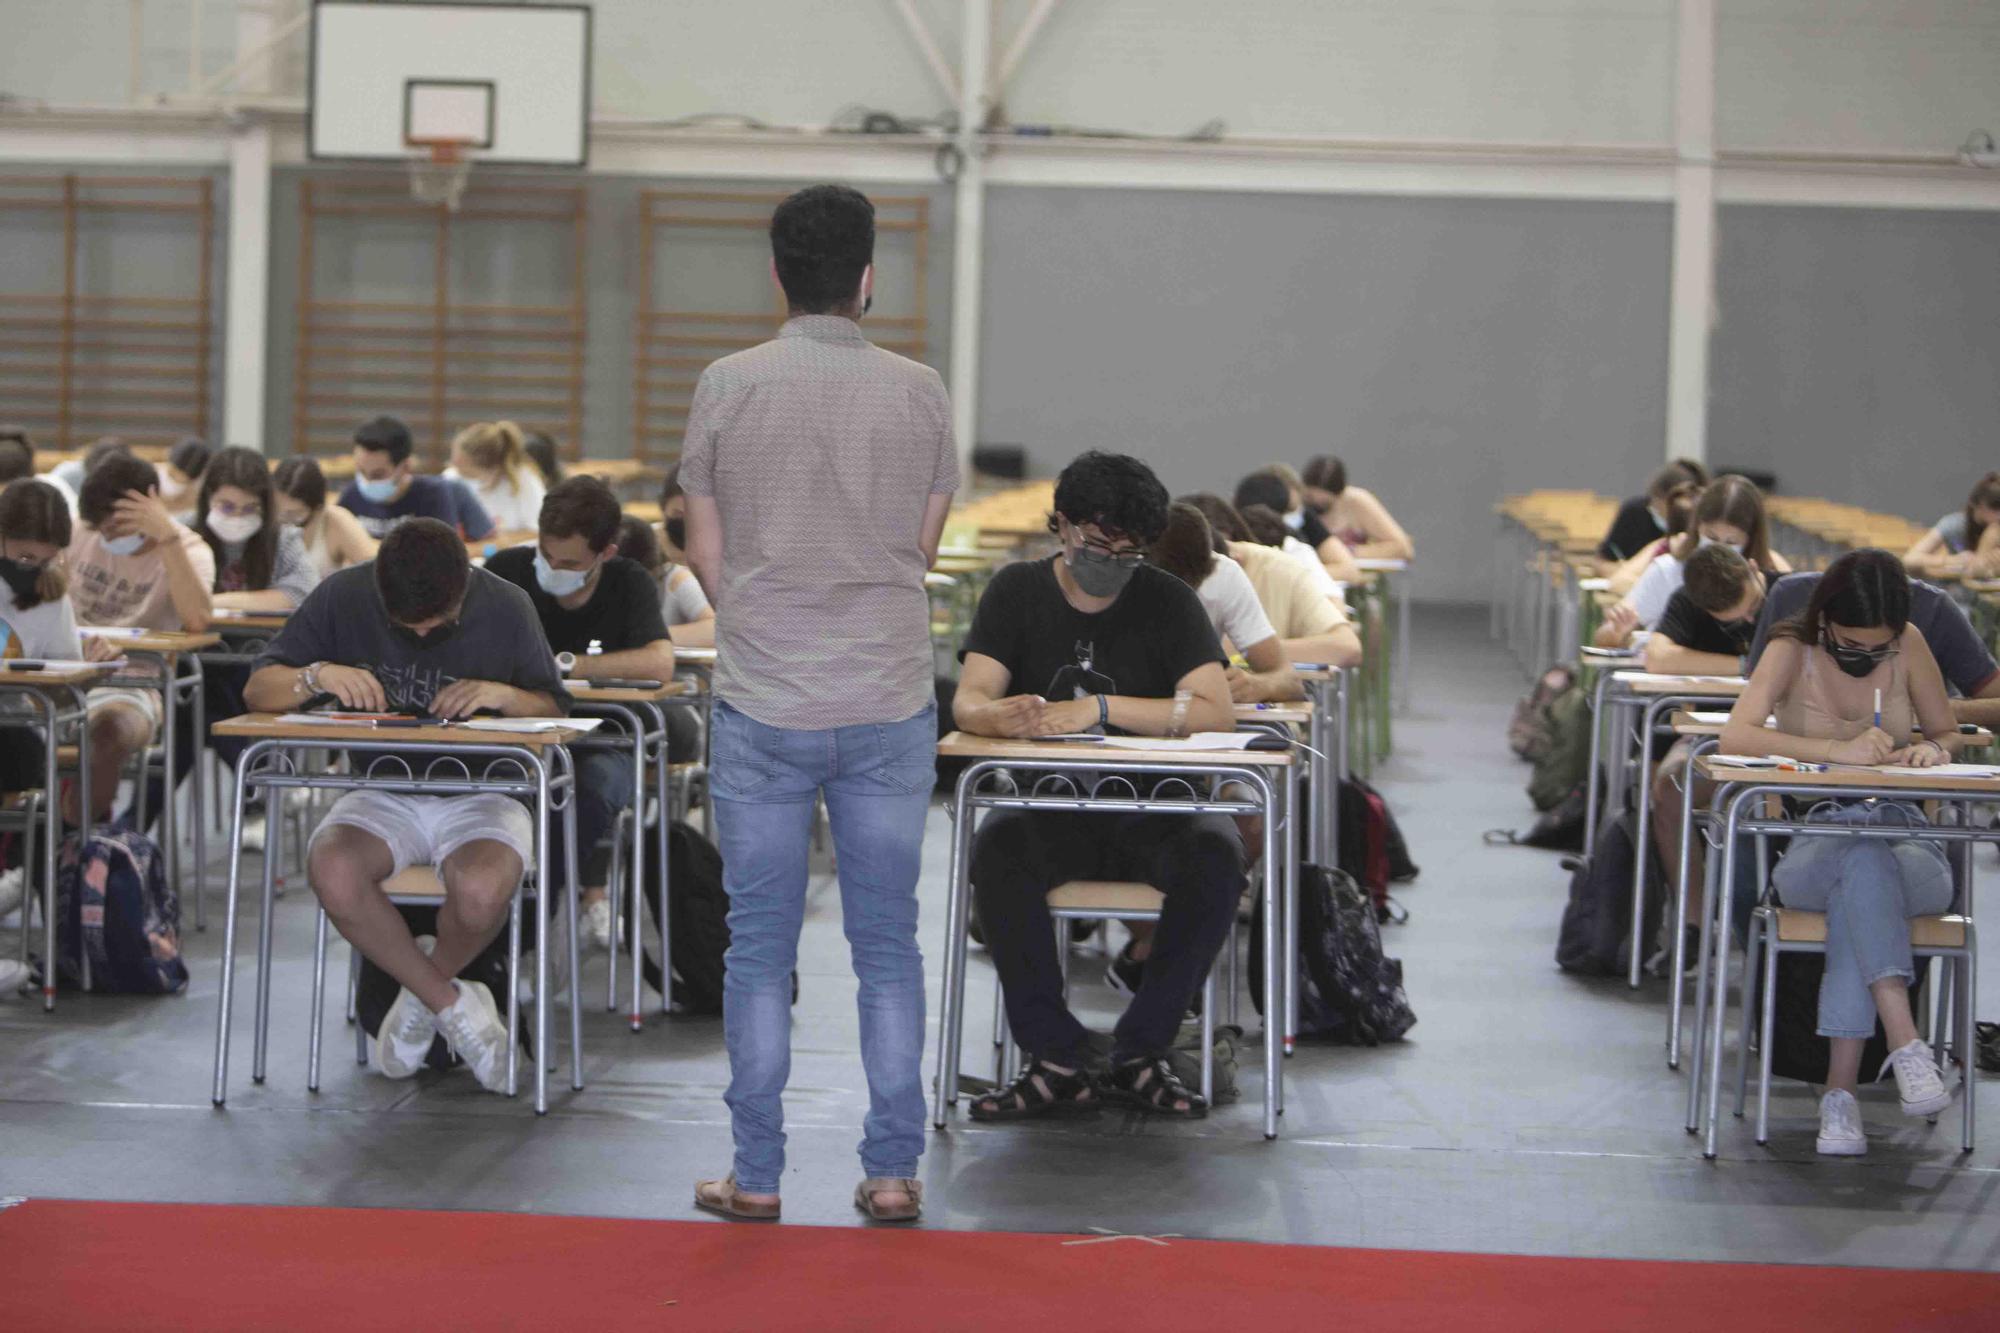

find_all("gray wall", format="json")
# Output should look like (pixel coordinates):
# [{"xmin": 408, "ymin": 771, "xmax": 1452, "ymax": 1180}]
[
  {"xmin": 263, "ymin": 169, "xmax": 954, "ymax": 462},
  {"xmin": 976, "ymin": 188, "xmax": 1674, "ymax": 603},
  {"xmin": 1711, "ymin": 204, "xmax": 2000, "ymax": 531}
]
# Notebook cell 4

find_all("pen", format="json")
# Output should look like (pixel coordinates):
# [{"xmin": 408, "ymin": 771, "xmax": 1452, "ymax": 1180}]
[{"xmin": 1873, "ymin": 688, "xmax": 1882, "ymax": 731}]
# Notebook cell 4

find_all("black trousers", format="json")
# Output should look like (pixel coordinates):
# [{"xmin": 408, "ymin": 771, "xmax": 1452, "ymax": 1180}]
[{"xmin": 970, "ymin": 808, "xmax": 1244, "ymax": 1063}]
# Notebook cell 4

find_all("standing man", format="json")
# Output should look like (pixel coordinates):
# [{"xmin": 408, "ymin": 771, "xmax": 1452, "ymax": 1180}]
[{"xmin": 682, "ymin": 185, "xmax": 957, "ymax": 1225}]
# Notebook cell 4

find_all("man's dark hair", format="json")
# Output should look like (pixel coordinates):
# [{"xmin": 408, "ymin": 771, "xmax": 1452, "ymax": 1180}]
[
  {"xmin": 1669, "ymin": 456, "xmax": 1710, "ymax": 489},
  {"xmin": 1681, "ymin": 542, "xmax": 1755, "ymax": 615},
  {"xmin": 1302, "ymin": 455, "xmax": 1347, "ymax": 498},
  {"xmin": 522, "ymin": 430, "xmax": 564, "ymax": 485},
  {"xmin": 1238, "ymin": 503, "xmax": 1289, "ymax": 548},
  {"xmin": 1233, "ymin": 471, "xmax": 1291, "ymax": 517},
  {"xmin": 80, "ymin": 452, "xmax": 160, "ymax": 526},
  {"xmin": 1049, "ymin": 451, "xmax": 1171, "ymax": 546},
  {"xmin": 538, "ymin": 475, "xmax": 621, "ymax": 551},
  {"xmin": 1772, "ymin": 548, "xmax": 1909, "ymax": 648},
  {"xmin": 168, "ymin": 435, "xmax": 212, "ymax": 480},
  {"xmin": 1148, "ymin": 502, "xmax": 1218, "ymax": 589},
  {"xmin": 82, "ymin": 437, "xmax": 131, "ymax": 475},
  {"xmin": 272, "ymin": 456, "xmax": 328, "ymax": 511},
  {"xmin": 375, "ymin": 518, "xmax": 469, "ymax": 624},
  {"xmin": 617, "ymin": 514, "xmax": 662, "ymax": 577},
  {"xmin": 0, "ymin": 430, "xmax": 30, "ymax": 483},
  {"xmin": 770, "ymin": 185, "xmax": 876, "ymax": 315},
  {"xmin": 1180, "ymin": 493, "xmax": 1250, "ymax": 549},
  {"xmin": 354, "ymin": 415, "xmax": 415, "ymax": 466}
]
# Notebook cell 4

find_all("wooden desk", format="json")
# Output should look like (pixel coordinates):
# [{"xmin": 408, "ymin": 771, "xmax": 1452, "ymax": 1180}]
[
  {"xmin": 0, "ymin": 663, "xmax": 115, "ymax": 688},
  {"xmin": 1234, "ymin": 702, "xmax": 1313, "ymax": 726},
  {"xmin": 211, "ymin": 713, "xmax": 587, "ymax": 746},
  {"xmin": 570, "ymin": 458, "xmax": 659, "ymax": 485},
  {"xmin": 622, "ymin": 500, "xmax": 663, "ymax": 525},
  {"xmin": 934, "ymin": 733, "xmax": 1293, "ymax": 767},
  {"xmin": 209, "ymin": 611, "xmax": 291, "ymax": 633},
  {"xmin": 567, "ymin": 680, "xmax": 691, "ymax": 705}
]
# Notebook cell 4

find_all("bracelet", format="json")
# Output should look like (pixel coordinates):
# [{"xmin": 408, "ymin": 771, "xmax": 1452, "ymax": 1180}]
[
  {"xmin": 1096, "ymin": 693, "xmax": 1109, "ymax": 731},
  {"xmin": 1167, "ymin": 689, "xmax": 1192, "ymax": 739}
]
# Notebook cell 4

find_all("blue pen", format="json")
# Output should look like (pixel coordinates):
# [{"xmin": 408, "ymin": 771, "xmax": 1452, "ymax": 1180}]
[{"xmin": 1873, "ymin": 688, "xmax": 1882, "ymax": 731}]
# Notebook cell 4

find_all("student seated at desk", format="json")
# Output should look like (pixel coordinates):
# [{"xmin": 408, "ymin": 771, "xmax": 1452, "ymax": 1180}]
[
  {"xmin": 339, "ymin": 415, "xmax": 496, "ymax": 542},
  {"xmin": 0, "ymin": 479, "xmax": 83, "ymax": 803},
  {"xmin": 444, "ymin": 420, "xmax": 547, "ymax": 535},
  {"xmin": 64, "ymin": 452, "xmax": 215, "ymax": 824},
  {"xmin": 1596, "ymin": 474, "xmax": 1788, "ymax": 648},
  {"xmin": 244, "ymin": 518, "xmax": 569, "ymax": 1092},
  {"xmin": 1233, "ymin": 467, "xmax": 1356, "ymax": 579},
  {"xmin": 1903, "ymin": 472, "xmax": 2000, "ymax": 581},
  {"xmin": 1149, "ymin": 502, "xmax": 1302, "ymax": 704},
  {"xmin": 273, "ymin": 456, "xmax": 376, "ymax": 580},
  {"xmin": 648, "ymin": 462, "xmax": 716, "ymax": 648},
  {"xmin": 1, "ymin": 427, "xmax": 78, "ymax": 517},
  {"xmin": 486, "ymin": 476, "xmax": 679, "ymax": 955},
  {"xmin": 1181, "ymin": 493, "xmax": 1364, "ymax": 670},
  {"xmin": 46, "ymin": 436, "xmax": 129, "ymax": 501},
  {"xmin": 1599, "ymin": 461, "xmax": 1704, "ymax": 566},
  {"xmin": 955, "ymin": 451, "xmax": 1238, "ymax": 1121},
  {"xmin": 1300, "ymin": 454, "xmax": 1415, "ymax": 562},
  {"xmin": 1720, "ymin": 549, "xmax": 1961, "ymax": 1156},
  {"xmin": 156, "ymin": 436, "xmax": 211, "ymax": 527}
]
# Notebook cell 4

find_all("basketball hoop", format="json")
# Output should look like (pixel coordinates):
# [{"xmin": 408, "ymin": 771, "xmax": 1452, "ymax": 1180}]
[{"xmin": 407, "ymin": 138, "xmax": 474, "ymax": 211}]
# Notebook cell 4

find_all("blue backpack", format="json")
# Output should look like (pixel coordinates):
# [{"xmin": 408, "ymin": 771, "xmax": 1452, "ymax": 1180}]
[{"xmin": 56, "ymin": 825, "xmax": 189, "ymax": 995}]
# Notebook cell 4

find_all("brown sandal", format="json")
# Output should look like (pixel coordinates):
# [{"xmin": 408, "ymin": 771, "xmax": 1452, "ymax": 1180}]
[
  {"xmin": 854, "ymin": 1177, "xmax": 923, "ymax": 1224},
  {"xmin": 694, "ymin": 1174, "xmax": 781, "ymax": 1222}
]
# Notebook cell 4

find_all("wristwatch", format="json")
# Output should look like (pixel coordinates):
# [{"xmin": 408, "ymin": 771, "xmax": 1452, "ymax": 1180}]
[{"xmin": 300, "ymin": 661, "xmax": 328, "ymax": 697}]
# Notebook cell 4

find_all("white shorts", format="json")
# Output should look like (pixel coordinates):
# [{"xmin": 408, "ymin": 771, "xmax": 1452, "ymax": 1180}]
[
  {"xmin": 309, "ymin": 791, "xmax": 535, "ymax": 877},
  {"xmin": 86, "ymin": 687, "xmax": 162, "ymax": 737}
]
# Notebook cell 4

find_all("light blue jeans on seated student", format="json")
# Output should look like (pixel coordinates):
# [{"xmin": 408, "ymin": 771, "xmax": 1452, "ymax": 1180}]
[
  {"xmin": 1771, "ymin": 801, "xmax": 1954, "ymax": 1039},
  {"xmin": 709, "ymin": 698, "xmax": 936, "ymax": 1195}
]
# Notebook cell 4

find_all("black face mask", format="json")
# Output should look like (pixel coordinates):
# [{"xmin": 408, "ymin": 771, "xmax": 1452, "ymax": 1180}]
[
  {"xmin": 0, "ymin": 555, "xmax": 43, "ymax": 608},
  {"xmin": 664, "ymin": 518, "xmax": 686, "ymax": 551},
  {"xmin": 394, "ymin": 620, "xmax": 461, "ymax": 651},
  {"xmin": 1822, "ymin": 630, "xmax": 1893, "ymax": 679}
]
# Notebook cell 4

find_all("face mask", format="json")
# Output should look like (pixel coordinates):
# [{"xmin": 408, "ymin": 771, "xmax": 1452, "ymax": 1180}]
[
  {"xmin": 0, "ymin": 556, "xmax": 44, "ymax": 606},
  {"xmin": 1068, "ymin": 542, "xmax": 1140, "ymax": 599},
  {"xmin": 207, "ymin": 512, "xmax": 263, "ymax": 545},
  {"xmin": 664, "ymin": 517, "xmax": 686, "ymax": 550},
  {"xmin": 100, "ymin": 532, "xmax": 146, "ymax": 557},
  {"xmin": 1697, "ymin": 535, "xmax": 1746, "ymax": 556},
  {"xmin": 393, "ymin": 620, "xmax": 461, "ymax": 651},
  {"xmin": 157, "ymin": 474, "xmax": 187, "ymax": 501},
  {"xmin": 1821, "ymin": 631, "xmax": 1893, "ymax": 679},
  {"xmin": 534, "ymin": 550, "xmax": 592, "ymax": 598},
  {"xmin": 356, "ymin": 475, "xmax": 400, "ymax": 504},
  {"xmin": 1283, "ymin": 508, "xmax": 1305, "ymax": 531}
]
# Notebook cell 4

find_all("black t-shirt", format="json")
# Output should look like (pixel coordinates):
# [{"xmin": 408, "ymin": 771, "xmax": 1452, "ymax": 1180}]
[
  {"xmin": 1599, "ymin": 496, "xmax": 1665, "ymax": 561},
  {"xmin": 958, "ymin": 557, "xmax": 1224, "ymax": 732},
  {"xmin": 1298, "ymin": 507, "xmax": 1333, "ymax": 551},
  {"xmin": 1654, "ymin": 589, "xmax": 1754, "ymax": 660},
  {"xmin": 484, "ymin": 547, "xmax": 669, "ymax": 658}
]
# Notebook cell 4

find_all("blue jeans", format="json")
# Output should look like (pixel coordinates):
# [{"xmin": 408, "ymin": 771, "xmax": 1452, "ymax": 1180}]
[
  {"xmin": 1771, "ymin": 802, "xmax": 1954, "ymax": 1039},
  {"xmin": 710, "ymin": 698, "xmax": 935, "ymax": 1194}
]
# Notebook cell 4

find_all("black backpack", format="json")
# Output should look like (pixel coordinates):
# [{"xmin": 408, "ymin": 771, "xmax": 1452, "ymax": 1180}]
[
  {"xmin": 1555, "ymin": 810, "xmax": 1663, "ymax": 976},
  {"xmin": 356, "ymin": 903, "xmax": 531, "ymax": 1070},
  {"xmin": 635, "ymin": 821, "xmax": 797, "ymax": 1014},
  {"xmin": 1249, "ymin": 864, "xmax": 1416, "ymax": 1045}
]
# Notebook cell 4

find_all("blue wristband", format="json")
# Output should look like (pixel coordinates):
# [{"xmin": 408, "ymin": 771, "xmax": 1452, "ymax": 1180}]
[{"xmin": 1097, "ymin": 693, "xmax": 1109, "ymax": 730}]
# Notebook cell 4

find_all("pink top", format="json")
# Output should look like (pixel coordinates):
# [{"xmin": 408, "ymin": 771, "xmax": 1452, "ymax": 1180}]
[{"xmin": 67, "ymin": 521, "xmax": 215, "ymax": 632}]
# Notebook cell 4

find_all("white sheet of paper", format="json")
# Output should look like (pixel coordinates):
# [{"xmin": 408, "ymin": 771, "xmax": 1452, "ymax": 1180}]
[
  {"xmin": 459, "ymin": 716, "xmax": 604, "ymax": 733},
  {"xmin": 0, "ymin": 658, "xmax": 126, "ymax": 672},
  {"xmin": 1097, "ymin": 732, "xmax": 1257, "ymax": 752},
  {"xmin": 79, "ymin": 626, "xmax": 146, "ymax": 639},
  {"xmin": 1873, "ymin": 763, "xmax": 2000, "ymax": 779}
]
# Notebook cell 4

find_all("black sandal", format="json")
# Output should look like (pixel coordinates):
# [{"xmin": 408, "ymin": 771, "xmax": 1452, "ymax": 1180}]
[
  {"xmin": 1107, "ymin": 1056, "xmax": 1208, "ymax": 1119},
  {"xmin": 969, "ymin": 1058, "xmax": 1101, "ymax": 1122}
]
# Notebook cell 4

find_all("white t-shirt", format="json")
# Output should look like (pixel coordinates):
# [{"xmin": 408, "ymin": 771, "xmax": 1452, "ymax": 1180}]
[
  {"xmin": 1281, "ymin": 535, "xmax": 1342, "ymax": 599},
  {"xmin": 0, "ymin": 580, "xmax": 82, "ymax": 661},
  {"xmin": 1628, "ymin": 552, "xmax": 1686, "ymax": 629},
  {"xmin": 1196, "ymin": 555, "xmax": 1277, "ymax": 654},
  {"xmin": 444, "ymin": 466, "xmax": 547, "ymax": 534}
]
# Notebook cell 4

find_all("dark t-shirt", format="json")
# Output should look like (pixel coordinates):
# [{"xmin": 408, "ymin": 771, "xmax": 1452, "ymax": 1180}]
[
  {"xmin": 339, "ymin": 475, "xmax": 495, "ymax": 541},
  {"xmin": 958, "ymin": 557, "xmax": 1224, "ymax": 732},
  {"xmin": 1654, "ymin": 589, "xmax": 1754, "ymax": 660},
  {"xmin": 1599, "ymin": 496, "xmax": 1665, "ymax": 562},
  {"xmin": 484, "ymin": 547, "xmax": 669, "ymax": 658},
  {"xmin": 256, "ymin": 564, "xmax": 569, "ymax": 765},
  {"xmin": 1297, "ymin": 507, "xmax": 1333, "ymax": 551},
  {"xmin": 1747, "ymin": 571, "xmax": 1999, "ymax": 697}
]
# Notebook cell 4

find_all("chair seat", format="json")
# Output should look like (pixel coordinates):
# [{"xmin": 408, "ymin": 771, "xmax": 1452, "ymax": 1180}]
[
  {"xmin": 1774, "ymin": 908, "xmax": 1969, "ymax": 949},
  {"xmin": 1047, "ymin": 880, "xmax": 1165, "ymax": 913},
  {"xmin": 382, "ymin": 865, "xmax": 447, "ymax": 902}
]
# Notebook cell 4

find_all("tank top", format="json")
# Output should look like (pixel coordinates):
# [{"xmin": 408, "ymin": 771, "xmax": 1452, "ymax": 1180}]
[
  {"xmin": 1772, "ymin": 639, "xmax": 1914, "ymax": 744},
  {"xmin": 299, "ymin": 513, "xmax": 334, "ymax": 581}
]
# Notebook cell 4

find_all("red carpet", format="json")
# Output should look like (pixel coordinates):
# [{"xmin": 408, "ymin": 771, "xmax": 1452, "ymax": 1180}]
[{"xmin": 3, "ymin": 1197, "xmax": 1996, "ymax": 1331}]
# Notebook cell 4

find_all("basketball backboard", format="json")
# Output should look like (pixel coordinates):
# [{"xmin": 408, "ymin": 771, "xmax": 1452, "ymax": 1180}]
[{"xmin": 308, "ymin": 1, "xmax": 591, "ymax": 166}]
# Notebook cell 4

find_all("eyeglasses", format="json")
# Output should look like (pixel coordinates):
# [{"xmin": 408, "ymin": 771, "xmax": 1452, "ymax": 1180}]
[
  {"xmin": 1075, "ymin": 536, "xmax": 1146, "ymax": 568},
  {"xmin": 1824, "ymin": 631, "xmax": 1898, "ymax": 663}
]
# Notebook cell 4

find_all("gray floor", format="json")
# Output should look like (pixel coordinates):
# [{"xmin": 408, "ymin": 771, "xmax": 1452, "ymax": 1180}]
[{"xmin": 5, "ymin": 605, "xmax": 1999, "ymax": 1269}]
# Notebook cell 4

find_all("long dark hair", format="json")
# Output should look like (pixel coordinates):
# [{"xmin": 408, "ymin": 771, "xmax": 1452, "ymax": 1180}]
[
  {"xmin": 272, "ymin": 455, "xmax": 328, "ymax": 513},
  {"xmin": 1963, "ymin": 471, "xmax": 2000, "ymax": 551},
  {"xmin": 1770, "ymin": 548, "xmax": 1909, "ymax": 647},
  {"xmin": 0, "ymin": 478, "xmax": 73, "ymax": 607},
  {"xmin": 1179, "ymin": 492, "xmax": 1251, "ymax": 551},
  {"xmin": 1670, "ymin": 474, "xmax": 1774, "ymax": 568},
  {"xmin": 195, "ymin": 445, "xmax": 279, "ymax": 591}
]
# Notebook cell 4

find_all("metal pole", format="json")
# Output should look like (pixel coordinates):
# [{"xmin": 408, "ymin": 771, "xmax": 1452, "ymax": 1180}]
[{"xmin": 945, "ymin": 0, "xmax": 992, "ymax": 479}]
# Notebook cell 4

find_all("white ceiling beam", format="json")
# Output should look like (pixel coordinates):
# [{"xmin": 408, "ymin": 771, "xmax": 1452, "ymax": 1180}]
[
  {"xmin": 1665, "ymin": 0, "xmax": 1717, "ymax": 469},
  {"xmin": 995, "ymin": 0, "xmax": 1062, "ymax": 96},
  {"xmin": 887, "ymin": 0, "xmax": 960, "ymax": 107}
]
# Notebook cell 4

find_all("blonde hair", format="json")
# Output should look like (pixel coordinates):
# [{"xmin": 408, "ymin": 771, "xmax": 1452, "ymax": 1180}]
[{"xmin": 450, "ymin": 420, "xmax": 530, "ymax": 494}]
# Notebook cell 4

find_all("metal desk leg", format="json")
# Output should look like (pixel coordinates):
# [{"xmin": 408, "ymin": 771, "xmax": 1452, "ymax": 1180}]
[
  {"xmin": 1628, "ymin": 695, "xmax": 1677, "ymax": 988},
  {"xmin": 534, "ymin": 759, "xmax": 552, "ymax": 1114},
  {"xmin": 212, "ymin": 739, "xmax": 268, "ymax": 1106},
  {"xmin": 1582, "ymin": 672, "xmax": 1614, "ymax": 859},
  {"xmin": 1685, "ymin": 782, "xmax": 1731, "ymax": 1133},
  {"xmin": 1667, "ymin": 739, "xmax": 1716, "ymax": 1068},
  {"xmin": 655, "ymin": 704, "xmax": 674, "ymax": 1017},
  {"xmin": 1703, "ymin": 790, "xmax": 1753, "ymax": 1157},
  {"xmin": 190, "ymin": 659, "xmax": 206, "ymax": 931},
  {"xmin": 1260, "ymin": 772, "xmax": 1282, "ymax": 1140},
  {"xmin": 626, "ymin": 717, "xmax": 649, "ymax": 1031},
  {"xmin": 1396, "ymin": 568, "xmax": 1411, "ymax": 714},
  {"xmin": 931, "ymin": 769, "xmax": 977, "ymax": 1127},
  {"xmin": 1282, "ymin": 763, "xmax": 1300, "ymax": 1076},
  {"xmin": 560, "ymin": 748, "xmax": 584, "ymax": 1091},
  {"xmin": 250, "ymin": 781, "xmax": 282, "ymax": 1085}
]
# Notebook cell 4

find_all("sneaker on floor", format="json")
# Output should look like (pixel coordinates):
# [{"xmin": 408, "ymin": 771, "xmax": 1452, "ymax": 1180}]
[
  {"xmin": 582, "ymin": 896, "xmax": 613, "ymax": 954},
  {"xmin": 0, "ymin": 865, "xmax": 23, "ymax": 920},
  {"xmin": 371, "ymin": 935, "xmax": 439, "ymax": 1079},
  {"xmin": 239, "ymin": 811, "xmax": 268, "ymax": 853},
  {"xmin": 1880, "ymin": 1037, "xmax": 1953, "ymax": 1118},
  {"xmin": 435, "ymin": 979, "xmax": 511, "ymax": 1093},
  {"xmin": 1816, "ymin": 1089, "xmax": 1867, "ymax": 1156},
  {"xmin": 0, "ymin": 956, "xmax": 30, "ymax": 995}
]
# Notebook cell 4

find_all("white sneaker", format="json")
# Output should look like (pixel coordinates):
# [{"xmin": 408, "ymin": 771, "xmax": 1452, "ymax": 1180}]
[
  {"xmin": 0, "ymin": 866, "xmax": 23, "ymax": 922},
  {"xmin": 1816, "ymin": 1089, "xmax": 1867, "ymax": 1156},
  {"xmin": 371, "ymin": 935, "xmax": 439, "ymax": 1079},
  {"xmin": 1881, "ymin": 1037, "xmax": 1953, "ymax": 1118},
  {"xmin": 582, "ymin": 896, "xmax": 614, "ymax": 954},
  {"xmin": 435, "ymin": 979, "xmax": 511, "ymax": 1093},
  {"xmin": 0, "ymin": 957, "xmax": 30, "ymax": 995},
  {"xmin": 239, "ymin": 812, "xmax": 268, "ymax": 853}
]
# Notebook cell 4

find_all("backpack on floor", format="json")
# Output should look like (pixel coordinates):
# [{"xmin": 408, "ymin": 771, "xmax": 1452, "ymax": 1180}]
[
  {"xmin": 355, "ymin": 904, "xmax": 528, "ymax": 1071},
  {"xmin": 1508, "ymin": 663, "xmax": 1578, "ymax": 761},
  {"xmin": 1249, "ymin": 864, "xmax": 1416, "ymax": 1045},
  {"xmin": 54, "ymin": 825, "xmax": 188, "ymax": 995},
  {"xmin": 636, "ymin": 821, "xmax": 797, "ymax": 1015},
  {"xmin": 1337, "ymin": 777, "xmax": 1415, "ymax": 919},
  {"xmin": 1554, "ymin": 810, "xmax": 1662, "ymax": 977},
  {"xmin": 1528, "ymin": 677, "xmax": 1594, "ymax": 812}
]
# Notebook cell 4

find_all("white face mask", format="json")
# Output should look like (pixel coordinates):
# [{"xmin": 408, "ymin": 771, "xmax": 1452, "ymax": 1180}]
[
  {"xmin": 1697, "ymin": 535, "xmax": 1747, "ymax": 556},
  {"xmin": 100, "ymin": 532, "xmax": 145, "ymax": 557},
  {"xmin": 157, "ymin": 474, "xmax": 187, "ymax": 501},
  {"xmin": 207, "ymin": 512, "xmax": 263, "ymax": 545},
  {"xmin": 1282, "ymin": 507, "xmax": 1305, "ymax": 531},
  {"xmin": 534, "ymin": 549, "xmax": 593, "ymax": 598}
]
